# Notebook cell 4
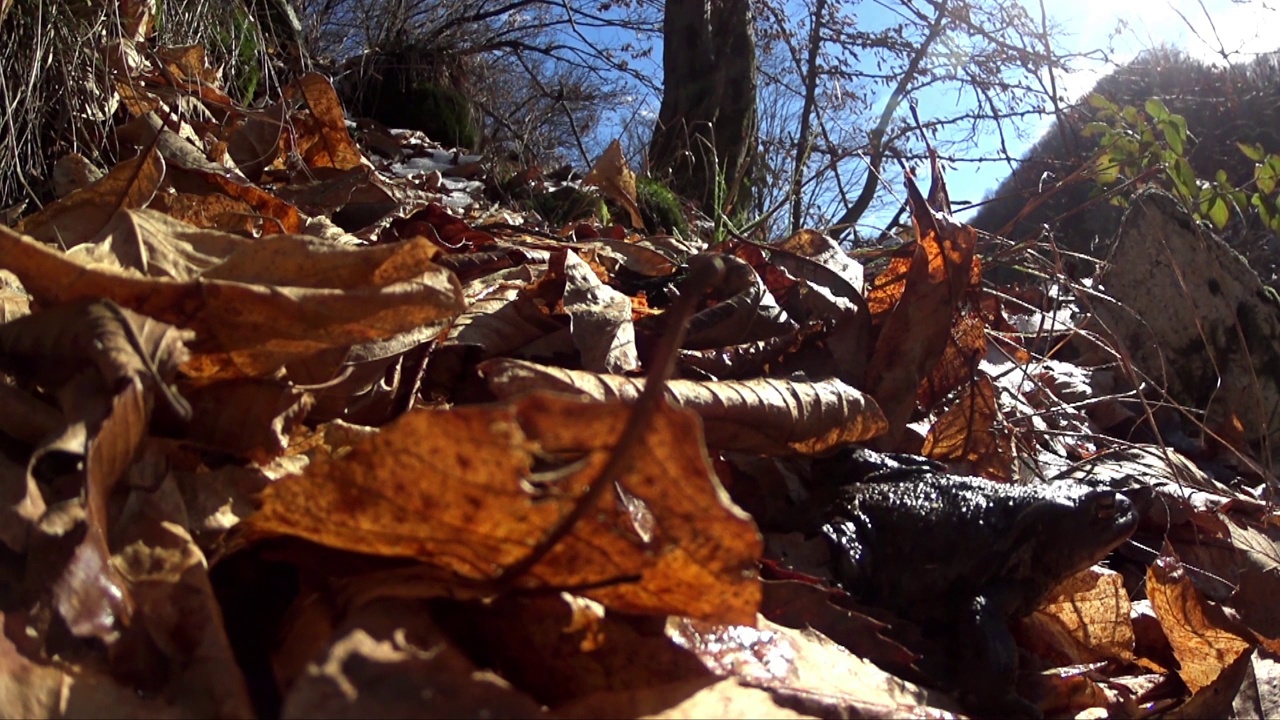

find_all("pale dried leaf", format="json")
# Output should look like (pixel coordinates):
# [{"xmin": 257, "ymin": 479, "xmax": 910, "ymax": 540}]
[
  {"xmin": 1222, "ymin": 515, "xmax": 1280, "ymax": 639},
  {"xmin": 71, "ymin": 209, "xmax": 254, "ymax": 279},
  {"xmin": 667, "ymin": 615, "xmax": 963, "ymax": 717},
  {"xmin": 481, "ymin": 359, "xmax": 888, "ymax": 454},
  {"xmin": 556, "ymin": 678, "xmax": 814, "ymax": 720},
  {"xmin": 109, "ymin": 477, "xmax": 255, "ymax": 718},
  {"xmin": 0, "ymin": 223, "xmax": 465, "ymax": 377},
  {"xmin": 445, "ymin": 266, "xmax": 562, "ymax": 356},
  {"xmin": 281, "ymin": 599, "xmax": 544, "ymax": 719},
  {"xmin": 561, "ymin": 251, "xmax": 637, "ymax": 373},
  {"xmin": 0, "ymin": 618, "xmax": 188, "ymax": 719}
]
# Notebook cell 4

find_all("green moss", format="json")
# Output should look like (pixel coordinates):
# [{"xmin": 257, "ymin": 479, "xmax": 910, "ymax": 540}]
[
  {"xmin": 362, "ymin": 81, "xmax": 480, "ymax": 149},
  {"xmin": 528, "ymin": 186, "xmax": 605, "ymax": 227},
  {"xmin": 636, "ymin": 175, "xmax": 687, "ymax": 236}
]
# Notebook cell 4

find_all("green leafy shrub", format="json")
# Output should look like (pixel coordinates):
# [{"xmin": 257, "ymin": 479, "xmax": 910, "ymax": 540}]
[{"xmin": 1085, "ymin": 93, "xmax": 1280, "ymax": 238}]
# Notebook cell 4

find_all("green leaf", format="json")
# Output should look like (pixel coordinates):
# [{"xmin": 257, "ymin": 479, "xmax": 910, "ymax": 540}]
[
  {"xmin": 1251, "ymin": 193, "xmax": 1271, "ymax": 224},
  {"xmin": 1266, "ymin": 155, "xmax": 1280, "ymax": 179},
  {"xmin": 1173, "ymin": 156, "xmax": 1198, "ymax": 194},
  {"xmin": 1258, "ymin": 161, "xmax": 1278, "ymax": 195},
  {"xmin": 1095, "ymin": 153, "xmax": 1120, "ymax": 185},
  {"xmin": 1145, "ymin": 97, "xmax": 1171, "ymax": 121},
  {"xmin": 1170, "ymin": 170, "xmax": 1193, "ymax": 204},
  {"xmin": 1115, "ymin": 135, "xmax": 1140, "ymax": 158},
  {"xmin": 1208, "ymin": 196, "xmax": 1229, "ymax": 229},
  {"xmin": 1087, "ymin": 93, "xmax": 1118, "ymax": 112},
  {"xmin": 1159, "ymin": 119, "xmax": 1184, "ymax": 155},
  {"xmin": 1238, "ymin": 141, "xmax": 1267, "ymax": 162},
  {"xmin": 1215, "ymin": 169, "xmax": 1229, "ymax": 185},
  {"xmin": 1121, "ymin": 105, "xmax": 1141, "ymax": 125},
  {"xmin": 1082, "ymin": 122, "xmax": 1111, "ymax": 138}
]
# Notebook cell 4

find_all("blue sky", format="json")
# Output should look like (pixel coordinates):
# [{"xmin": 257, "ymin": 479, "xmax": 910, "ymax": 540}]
[
  {"xmin": 929, "ymin": 0, "xmax": 1280, "ymax": 219},
  {"xmin": 587, "ymin": 0, "xmax": 1277, "ymax": 231}
]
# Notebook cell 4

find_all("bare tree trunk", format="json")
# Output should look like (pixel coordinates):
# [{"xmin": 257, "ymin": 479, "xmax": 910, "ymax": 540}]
[{"xmin": 649, "ymin": 0, "xmax": 757, "ymax": 216}]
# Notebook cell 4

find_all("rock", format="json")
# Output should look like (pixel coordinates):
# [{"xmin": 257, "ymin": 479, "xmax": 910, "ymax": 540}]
[{"xmin": 1091, "ymin": 190, "xmax": 1280, "ymax": 462}]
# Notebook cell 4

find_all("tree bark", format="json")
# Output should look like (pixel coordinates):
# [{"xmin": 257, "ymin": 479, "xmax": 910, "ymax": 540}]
[{"xmin": 649, "ymin": 0, "xmax": 757, "ymax": 216}]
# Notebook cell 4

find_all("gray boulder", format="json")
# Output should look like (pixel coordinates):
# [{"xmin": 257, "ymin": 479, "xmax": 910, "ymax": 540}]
[{"xmin": 1090, "ymin": 190, "xmax": 1280, "ymax": 462}]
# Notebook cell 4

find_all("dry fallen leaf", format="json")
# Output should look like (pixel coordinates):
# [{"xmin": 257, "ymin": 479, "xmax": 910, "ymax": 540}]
[
  {"xmin": 0, "ymin": 617, "xmax": 194, "ymax": 718},
  {"xmin": 1148, "ymin": 543, "xmax": 1253, "ymax": 693},
  {"xmin": 864, "ymin": 173, "xmax": 978, "ymax": 447},
  {"xmin": 284, "ymin": 73, "xmax": 364, "ymax": 171},
  {"xmin": 481, "ymin": 358, "xmax": 888, "ymax": 454},
  {"xmin": 0, "ymin": 219, "xmax": 465, "ymax": 376},
  {"xmin": 922, "ymin": 375, "xmax": 1010, "ymax": 479},
  {"xmin": 559, "ymin": 250, "xmax": 638, "ymax": 373},
  {"xmin": 1020, "ymin": 566, "xmax": 1136, "ymax": 668},
  {"xmin": 280, "ymin": 598, "xmax": 545, "ymax": 718},
  {"xmin": 556, "ymin": 677, "xmax": 815, "ymax": 720},
  {"xmin": 18, "ymin": 146, "xmax": 165, "ymax": 248},
  {"xmin": 667, "ymin": 614, "xmax": 964, "ymax": 717},
  {"xmin": 427, "ymin": 594, "xmax": 714, "ymax": 707},
  {"xmin": 583, "ymin": 139, "xmax": 645, "ymax": 230},
  {"xmin": 241, "ymin": 391, "xmax": 763, "ymax": 623}
]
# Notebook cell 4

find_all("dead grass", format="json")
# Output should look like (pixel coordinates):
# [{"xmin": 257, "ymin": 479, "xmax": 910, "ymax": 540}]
[{"xmin": 0, "ymin": 0, "xmax": 278, "ymax": 211}]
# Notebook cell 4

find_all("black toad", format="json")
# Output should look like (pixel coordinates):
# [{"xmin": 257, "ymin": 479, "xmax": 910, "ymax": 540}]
[{"xmin": 821, "ymin": 474, "xmax": 1138, "ymax": 717}]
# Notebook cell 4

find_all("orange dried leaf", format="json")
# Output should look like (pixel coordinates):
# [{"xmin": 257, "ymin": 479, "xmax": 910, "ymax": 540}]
[
  {"xmin": 286, "ymin": 73, "xmax": 364, "ymax": 171},
  {"xmin": 0, "ymin": 219, "xmax": 465, "ymax": 377},
  {"xmin": 922, "ymin": 375, "xmax": 1010, "ymax": 479},
  {"xmin": 240, "ymin": 391, "xmax": 763, "ymax": 623},
  {"xmin": 151, "ymin": 192, "xmax": 259, "ymax": 234},
  {"xmin": 18, "ymin": 147, "xmax": 165, "ymax": 248},
  {"xmin": 864, "ymin": 250, "xmax": 912, "ymax": 319},
  {"xmin": 1148, "ymin": 544, "xmax": 1252, "ymax": 693},
  {"xmin": 582, "ymin": 139, "xmax": 644, "ymax": 230},
  {"xmin": 918, "ymin": 310, "xmax": 987, "ymax": 409},
  {"xmin": 1023, "ymin": 566, "xmax": 1136, "ymax": 666},
  {"xmin": 203, "ymin": 174, "xmax": 305, "ymax": 234},
  {"xmin": 864, "ymin": 173, "xmax": 978, "ymax": 446}
]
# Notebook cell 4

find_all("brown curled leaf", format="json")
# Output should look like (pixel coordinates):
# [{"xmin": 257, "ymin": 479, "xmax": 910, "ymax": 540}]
[
  {"xmin": 0, "ymin": 219, "xmax": 464, "ymax": 377},
  {"xmin": 480, "ymin": 358, "xmax": 887, "ymax": 454}
]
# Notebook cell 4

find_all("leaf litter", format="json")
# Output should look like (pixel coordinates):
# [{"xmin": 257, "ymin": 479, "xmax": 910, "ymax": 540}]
[{"xmin": 0, "ymin": 31, "xmax": 1276, "ymax": 720}]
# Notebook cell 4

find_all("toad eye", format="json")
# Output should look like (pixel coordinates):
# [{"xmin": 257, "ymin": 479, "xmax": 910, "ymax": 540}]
[{"xmin": 1091, "ymin": 492, "xmax": 1121, "ymax": 520}]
